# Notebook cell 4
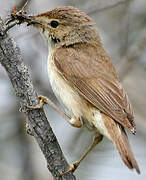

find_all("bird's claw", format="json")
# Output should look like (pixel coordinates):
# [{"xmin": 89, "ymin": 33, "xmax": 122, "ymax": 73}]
[
  {"xmin": 24, "ymin": 95, "xmax": 48, "ymax": 110},
  {"xmin": 60, "ymin": 162, "xmax": 79, "ymax": 176}
]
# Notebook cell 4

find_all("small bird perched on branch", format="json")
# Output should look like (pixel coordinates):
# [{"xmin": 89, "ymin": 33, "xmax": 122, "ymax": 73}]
[{"xmin": 11, "ymin": 6, "xmax": 140, "ymax": 175}]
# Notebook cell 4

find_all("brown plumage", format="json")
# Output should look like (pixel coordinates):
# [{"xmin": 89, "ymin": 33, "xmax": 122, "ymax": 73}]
[
  {"xmin": 53, "ymin": 43, "xmax": 136, "ymax": 133},
  {"xmin": 52, "ymin": 42, "xmax": 140, "ymax": 174},
  {"xmin": 14, "ymin": 6, "xmax": 140, "ymax": 174},
  {"xmin": 102, "ymin": 113, "xmax": 140, "ymax": 174},
  {"xmin": 35, "ymin": 6, "xmax": 95, "ymax": 26}
]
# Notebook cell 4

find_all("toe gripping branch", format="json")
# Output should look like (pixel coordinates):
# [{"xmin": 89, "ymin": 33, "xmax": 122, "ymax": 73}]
[{"xmin": 24, "ymin": 96, "xmax": 48, "ymax": 110}]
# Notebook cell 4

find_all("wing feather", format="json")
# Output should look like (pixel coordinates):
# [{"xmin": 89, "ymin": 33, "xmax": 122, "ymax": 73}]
[{"xmin": 53, "ymin": 44, "xmax": 136, "ymax": 133}]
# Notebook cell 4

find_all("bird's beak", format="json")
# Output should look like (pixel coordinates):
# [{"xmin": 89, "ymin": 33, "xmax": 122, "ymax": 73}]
[{"xmin": 23, "ymin": 15, "xmax": 42, "ymax": 26}]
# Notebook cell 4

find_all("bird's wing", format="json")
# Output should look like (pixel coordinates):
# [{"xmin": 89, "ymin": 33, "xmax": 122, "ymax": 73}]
[{"xmin": 53, "ymin": 45, "xmax": 136, "ymax": 133}]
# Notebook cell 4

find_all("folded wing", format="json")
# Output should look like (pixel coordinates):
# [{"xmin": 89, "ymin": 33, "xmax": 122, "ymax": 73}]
[{"xmin": 53, "ymin": 44, "xmax": 136, "ymax": 133}]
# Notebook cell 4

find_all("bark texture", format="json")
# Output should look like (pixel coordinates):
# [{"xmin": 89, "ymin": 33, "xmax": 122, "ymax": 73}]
[{"xmin": 0, "ymin": 17, "xmax": 76, "ymax": 180}]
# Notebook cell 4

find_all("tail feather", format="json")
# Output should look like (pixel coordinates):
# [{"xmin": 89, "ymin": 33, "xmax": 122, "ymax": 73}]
[
  {"xmin": 102, "ymin": 113, "xmax": 140, "ymax": 174},
  {"xmin": 115, "ymin": 127, "xmax": 140, "ymax": 174}
]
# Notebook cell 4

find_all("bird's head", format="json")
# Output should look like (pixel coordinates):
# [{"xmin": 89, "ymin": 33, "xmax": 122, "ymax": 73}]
[{"xmin": 26, "ymin": 6, "xmax": 100, "ymax": 47}]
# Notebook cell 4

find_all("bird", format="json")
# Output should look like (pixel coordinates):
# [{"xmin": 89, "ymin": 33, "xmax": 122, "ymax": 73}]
[{"xmin": 13, "ymin": 6, "xmax": 140, "ymax": 174}]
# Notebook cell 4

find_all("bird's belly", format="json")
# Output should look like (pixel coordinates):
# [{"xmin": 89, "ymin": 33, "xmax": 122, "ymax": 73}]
[
  {"xmin": 48, "ymin": 65, "xmax": 89, "ymax": 119},
  {"xmin": 91, "ymin": 108, "xmax": 111, "ymax": 139}
]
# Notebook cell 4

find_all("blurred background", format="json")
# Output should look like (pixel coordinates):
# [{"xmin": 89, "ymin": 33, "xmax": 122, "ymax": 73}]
[{"xmin": 0, "ymin": 0, "xmax": 146, "ymax": 179}]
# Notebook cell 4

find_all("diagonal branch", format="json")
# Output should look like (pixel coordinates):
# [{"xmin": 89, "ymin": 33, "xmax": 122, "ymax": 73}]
[{"xmin": 0, "ymin": 17, "xmax": 76, "ymax": 180}]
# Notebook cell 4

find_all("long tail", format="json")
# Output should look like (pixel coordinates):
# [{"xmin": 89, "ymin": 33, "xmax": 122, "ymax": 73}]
[
  {"xmin": 114, "ymin": 126, "xmax": 140, "ymax": 174},
  {"xmin": 102, "ymin": 113, "xmax": 140, "ymax": 174}
]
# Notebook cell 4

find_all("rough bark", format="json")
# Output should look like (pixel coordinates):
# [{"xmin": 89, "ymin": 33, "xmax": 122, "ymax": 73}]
[{"xmin": 0, "ymin": 17, "xmax": 76, "ymax": 180}]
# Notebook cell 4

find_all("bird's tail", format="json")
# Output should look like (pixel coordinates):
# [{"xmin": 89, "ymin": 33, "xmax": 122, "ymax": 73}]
[
  {"xmin": 102, "ymin": 113, "xmax": 140, "ymax": 174},
  {"xmin": 114, "ymin": 126, "xmax": 140, "ymax": 174}
]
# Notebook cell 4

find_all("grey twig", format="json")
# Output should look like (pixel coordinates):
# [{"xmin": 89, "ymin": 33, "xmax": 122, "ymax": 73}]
[{"xmin": 0, "ymin": 17, "xmax": 76, "ymax": 180}]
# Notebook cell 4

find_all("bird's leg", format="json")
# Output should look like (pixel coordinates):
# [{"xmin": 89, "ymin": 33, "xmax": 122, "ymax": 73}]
[
  {"xmin": 60, "ymin": 134, "xmax": 103, "ymax": 175},
  {"xmin": 26, "ymin": 95, "xmax": 82, "ymax": 128}
]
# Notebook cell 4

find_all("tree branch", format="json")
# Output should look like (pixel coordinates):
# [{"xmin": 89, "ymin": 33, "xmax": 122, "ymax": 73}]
[{"xmin": 0, "ymin": 17, "xmax": 76, "ymax": 180}]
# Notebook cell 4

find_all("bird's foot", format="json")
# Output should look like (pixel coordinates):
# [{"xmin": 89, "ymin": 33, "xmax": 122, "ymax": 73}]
[
  {"xmin": 25, "ymin": 95, "xmax": 48, "ymax": 110},
  {"xmin": 60, "ymin": 162, "xmax": 79, "ymax": 176}
]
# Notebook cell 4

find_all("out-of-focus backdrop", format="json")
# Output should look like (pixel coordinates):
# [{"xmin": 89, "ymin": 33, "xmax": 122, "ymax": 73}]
[{"xmin": 0, "ymin": 0, "xmax": 146, "ymax": 180}]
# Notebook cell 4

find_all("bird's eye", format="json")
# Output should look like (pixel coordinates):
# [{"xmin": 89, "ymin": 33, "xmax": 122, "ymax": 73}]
[{"xmin": 50, "ymin": 20, "xmax": 59, "ymax": 28}]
